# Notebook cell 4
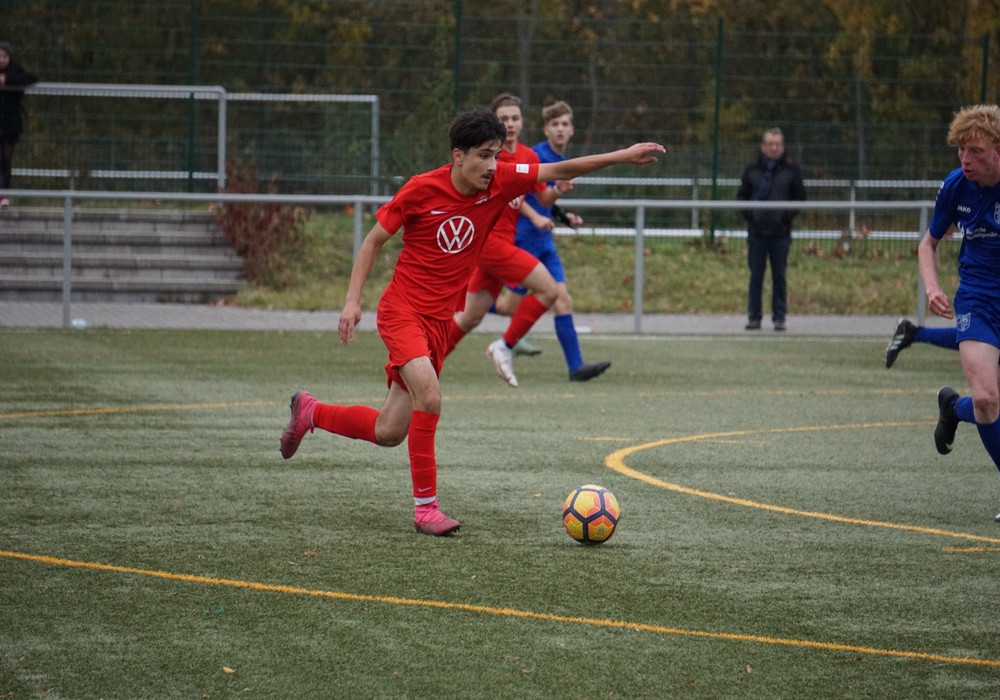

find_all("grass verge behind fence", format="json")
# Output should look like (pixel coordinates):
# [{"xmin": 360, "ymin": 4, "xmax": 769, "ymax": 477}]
[{"xmin": 231, "ymin": 212, "xmax": 960, "ymax": 317}]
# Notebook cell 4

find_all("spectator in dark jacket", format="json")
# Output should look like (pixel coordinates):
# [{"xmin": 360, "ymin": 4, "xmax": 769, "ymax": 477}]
[
  {"xmin": 0, "ymin": 41, "xmax": 39, "ymax": 208},
  {"xmin": 736, "ymin": 128, "xmax": 807, "ymax": 331}
]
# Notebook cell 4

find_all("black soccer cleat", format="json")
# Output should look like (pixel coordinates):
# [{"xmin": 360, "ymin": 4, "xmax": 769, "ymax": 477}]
[
  {"xmin": 934, "ymin": 386, "xmax": 960, "ymax": 455},
  {"xmin": 569, "ymin": 361, "xmax": 611, "ymax": 382},
  {"xmin": 885, "ymin": 318, "xmax": 920, "ymax": 369}
]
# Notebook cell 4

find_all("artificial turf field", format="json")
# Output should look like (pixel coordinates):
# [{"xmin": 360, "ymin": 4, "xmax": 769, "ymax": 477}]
[{"xmin": 3, "ymin": 326, "xmax": 1000, "ymax": 698}]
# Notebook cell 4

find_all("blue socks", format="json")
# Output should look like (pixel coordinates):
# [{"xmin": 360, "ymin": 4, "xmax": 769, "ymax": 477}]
[
  {"xmin": 953, "ymin": 396, "xmax": 1000, "ymax": 473},
  {"xmin": 914, "ymin": 327, "xmax": 959, "ymax": 350},
  {"xmin": 955, "ymin": 396, "xmax": 975, "ymax": 423},
  {"xmin": 977, "ymin": 417, "xmax": 1000, "ymax": 473},
  {"xmin": 554, "ymin": 314, "xmax": 583, "ymax": 372}
]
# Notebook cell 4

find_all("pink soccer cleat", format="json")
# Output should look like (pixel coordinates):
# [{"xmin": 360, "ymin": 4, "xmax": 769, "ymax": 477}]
[
  {"xmin": 414, "ymin": 502, "xmax": 460, "ymax": 536},
  {"xmin": 279, "ymin": 391, "xmax": 317, "ymax": 459}
]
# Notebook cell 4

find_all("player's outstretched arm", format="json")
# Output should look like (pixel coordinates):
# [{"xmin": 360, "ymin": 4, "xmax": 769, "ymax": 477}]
[
  {"xmin": 537, "ymin": 142, "xmax": 664, "ymax": 183},
  {"xmin": 339, "ymin": 222, "xmax": 393, "ymax": 345}
]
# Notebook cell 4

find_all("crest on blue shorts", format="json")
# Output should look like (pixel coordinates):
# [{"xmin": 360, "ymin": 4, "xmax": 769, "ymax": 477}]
[{"xmin": 957, "ymin": 312, "xmax": 971, "ymax": 332}]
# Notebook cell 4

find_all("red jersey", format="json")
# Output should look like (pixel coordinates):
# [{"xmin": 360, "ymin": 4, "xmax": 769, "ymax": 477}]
[
  {"xmin": 492, "ymin": 143, "xmax": 546, "ymax": 244},
  {"xmin": 375, "ymin": 160, "xmax": 540, "ymax": 320}
]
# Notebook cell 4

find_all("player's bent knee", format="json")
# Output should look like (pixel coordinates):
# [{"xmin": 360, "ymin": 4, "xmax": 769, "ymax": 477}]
[
  {"xmin": 462, "ymin": 309, "xmax": 488, "ymax": 327},
  {"xmin": 534, "ymin": 286, "xmax": 559, "ymax": 307},
  {"xmin": 553, "ymin": 292, "xmax": 573, "ymax": 316},
  {"xmin": 376, "ymin": 431, "xmax": 407, "ymax": 448},
  {"xmin": 412, "ymin": 396, "xmax": 442, "ymax": 415}
]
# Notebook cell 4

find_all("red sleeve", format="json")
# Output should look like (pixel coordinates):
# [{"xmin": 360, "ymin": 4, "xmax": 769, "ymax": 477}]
[
  {"xmin": 494, "ymin": 161, "xmax": 540, "ymax": 198},
  {"xmin": 375, "ymin": 177, "xmax": 419, "ymax": 234}
]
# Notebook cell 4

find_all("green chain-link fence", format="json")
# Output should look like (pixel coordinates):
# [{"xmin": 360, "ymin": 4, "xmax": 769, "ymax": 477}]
[{"xmin": 7, "ymin": 0, "xmax": 995, "ymax": 222}]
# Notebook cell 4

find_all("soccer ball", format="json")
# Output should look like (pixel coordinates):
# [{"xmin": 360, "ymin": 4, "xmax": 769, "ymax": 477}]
[{"xmin": 562, "ymin": 484, "xmax": 620, "ymax": 545}]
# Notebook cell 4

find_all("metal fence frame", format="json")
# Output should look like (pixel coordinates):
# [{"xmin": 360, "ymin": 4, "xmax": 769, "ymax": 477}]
[
  {"xmin": 18, "ymin": 83, "xmax": 937, "ymax": 207},
  {"xmin": 5, "ymin": 188, "xmax": 936, "ymax": 333},
  {"xmin": 21, "ymin": 83, "xmax": 381, "ymax": 194}
]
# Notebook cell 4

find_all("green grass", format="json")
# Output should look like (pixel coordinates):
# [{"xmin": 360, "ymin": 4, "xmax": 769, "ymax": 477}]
[
  {"xmin": 232, "ymin": 212, "xmax": 961, "ymax": 316},
  {"xmin": 3, "ymin": 328, "xmax": 999, "ymax": 698}
]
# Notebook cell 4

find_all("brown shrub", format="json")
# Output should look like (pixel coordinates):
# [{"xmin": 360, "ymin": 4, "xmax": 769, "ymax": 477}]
[{"xmin": 213, "ymin": 160, "xmax": 308, "ymax": 288}]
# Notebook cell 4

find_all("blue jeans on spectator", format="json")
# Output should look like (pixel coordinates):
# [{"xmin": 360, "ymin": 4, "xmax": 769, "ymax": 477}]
[{"xmin": 747, "ymin": 232, "xmax": 790, "ymax": 323}]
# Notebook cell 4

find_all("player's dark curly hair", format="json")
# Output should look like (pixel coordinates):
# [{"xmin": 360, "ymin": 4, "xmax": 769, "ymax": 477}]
[{"xmin": 448, "ymin": 109, "xmax": 505, "ymax": 153}]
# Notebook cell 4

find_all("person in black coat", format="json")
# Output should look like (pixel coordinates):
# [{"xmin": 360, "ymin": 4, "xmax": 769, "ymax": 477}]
[
  {"xmin": 736, "ymin": 128, "xmax": 807, "ymax": 331},
  {"xmin": 0, "ymin": 41, "xmax": 39, "ymax": 207}
]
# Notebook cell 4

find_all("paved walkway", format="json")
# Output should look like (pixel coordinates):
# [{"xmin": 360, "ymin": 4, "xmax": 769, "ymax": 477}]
[{"xmin": 0, "ymin": 301, "xmax": 954, "ymax": 336}]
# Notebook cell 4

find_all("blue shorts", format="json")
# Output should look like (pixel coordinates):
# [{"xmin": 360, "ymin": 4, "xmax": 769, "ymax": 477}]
[
  {"xmin": 954, "ymin": 288, "xmax": 1000, "ymax": 349},
  {"xmin": 508, "ymin": 233, "xmax": 565, "ymax": 295}
]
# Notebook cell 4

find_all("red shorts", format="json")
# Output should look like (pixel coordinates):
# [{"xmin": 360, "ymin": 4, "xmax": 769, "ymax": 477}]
[
  {"xmin": 376, "ymin": 297, "xmax": 450, "ymax": 390},
  {"xmin": 466, "ymin": 235, "xmax": 540, "ymax": 299}
]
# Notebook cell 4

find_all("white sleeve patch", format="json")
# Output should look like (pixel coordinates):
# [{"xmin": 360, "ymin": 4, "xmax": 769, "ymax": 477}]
[{"xmin": 516, "ymin": 164, "xmax": 530, "ymax": 174}]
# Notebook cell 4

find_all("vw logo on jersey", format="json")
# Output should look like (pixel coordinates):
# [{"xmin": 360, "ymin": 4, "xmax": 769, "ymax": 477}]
[
  {"xmin": 437, "ymin": 216, "xmax": 476, "ymax": 253},
  {"xmin": 994, "ymin": 202, "xmax": 1000, "ymax": 225},
  {"xmin": 508, "ymin": 194, "xmax": 526, "ymax": 210}
]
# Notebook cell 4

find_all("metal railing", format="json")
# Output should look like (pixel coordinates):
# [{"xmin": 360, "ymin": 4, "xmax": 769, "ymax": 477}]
[
  {"xmin": 575, "ymin": 176, "xmax": 940, "ymax": 233},
  {"xmin": 3, "ymin": 189, "xmax": 935, "ymax": 332}
]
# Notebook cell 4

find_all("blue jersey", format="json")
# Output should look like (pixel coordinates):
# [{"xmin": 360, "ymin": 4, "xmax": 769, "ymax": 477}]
[
  {"xmin": 930, "ymin": 167, "xmax": 1000, "ymax": 298},
  {"xmin": 516, "ymin": 140, "xmax": 563, "ymax": 245}
]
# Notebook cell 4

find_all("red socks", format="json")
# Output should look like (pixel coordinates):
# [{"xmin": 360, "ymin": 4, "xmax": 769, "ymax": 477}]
[
  {"xmin": 311, "ymin": 404, "xmax": 440, "ymax": 502},
  {"xmin": 311, "ymin": 404, "xmax": 440, "ymax": 503},
  {"xmin": 503, "ymin": 294, "xmax": 547, "ymax": 347},
  {"xmin": 311, "ymin": 402, "xmax": 378, "ymax": 443},
  {"xmin": 409, "ymin": 410, "xmax": 439, "ymax": 503}
]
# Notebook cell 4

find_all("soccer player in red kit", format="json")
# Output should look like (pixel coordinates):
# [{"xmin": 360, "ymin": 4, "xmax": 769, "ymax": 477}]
[
  {"xmin": 445, "ymin": 93, "xmax": 606, "ymax": 388},
  {"xmin": 280, "ymin": 108, "xmax": 664, "ymax": 535}
]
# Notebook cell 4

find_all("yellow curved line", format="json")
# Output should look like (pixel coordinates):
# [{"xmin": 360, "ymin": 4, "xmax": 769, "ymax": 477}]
[
  {"xmin": 605, "ymin": 422, "xmax": 1000, "ymax": 545},
  {"xmin": 2, "ymin": 549, "xmax": 997, "ymax": 668}
]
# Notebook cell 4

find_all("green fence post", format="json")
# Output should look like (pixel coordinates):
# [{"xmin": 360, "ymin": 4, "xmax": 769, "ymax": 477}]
[
  {"xmin": 982, "ymin": 32, "xmax": 990, "ymax": 104},
  {"xmin": 453, "ymin": 1, "xmax": 463, "ymax": 112},
  {"xmin": 709, "ymin": 18, "xmax": 723, "ymax": 243}
]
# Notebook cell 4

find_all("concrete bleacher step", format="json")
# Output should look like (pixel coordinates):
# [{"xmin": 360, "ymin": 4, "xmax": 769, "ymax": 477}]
[{"xmin": 0, "ymin": 207, "xmax": 246, "ymax": 302}]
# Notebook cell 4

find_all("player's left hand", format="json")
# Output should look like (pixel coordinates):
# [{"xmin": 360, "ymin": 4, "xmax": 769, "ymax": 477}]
[{"xmin": 623, "ymin": 142, "xmax": 665, "ymax": 163}]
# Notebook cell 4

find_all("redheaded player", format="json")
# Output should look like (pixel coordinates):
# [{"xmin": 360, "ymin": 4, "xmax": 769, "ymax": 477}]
[{"xmin": 280, "ymin": 108, "xmax": 664, "ymax": 536}]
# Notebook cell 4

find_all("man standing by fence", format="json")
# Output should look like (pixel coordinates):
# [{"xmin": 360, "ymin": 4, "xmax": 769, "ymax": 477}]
[{"xmin": 737, "ymin": 127, "xmax": 807, "ymax": 332}]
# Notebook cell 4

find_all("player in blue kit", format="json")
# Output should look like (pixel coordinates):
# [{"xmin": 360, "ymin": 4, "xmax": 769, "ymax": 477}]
[
  {"xmin": 919, "ymin": 104, "xmax": 1000, "ymax": 521},
  {"xmin": 495, "ymin": 100, "xmax": 611, "ymax": 382}
]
